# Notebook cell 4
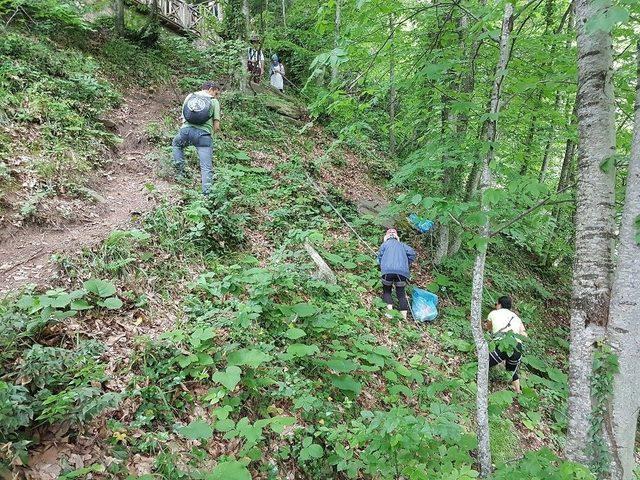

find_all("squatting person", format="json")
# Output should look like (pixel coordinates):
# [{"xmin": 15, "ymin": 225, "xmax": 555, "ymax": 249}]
[
  {"xmin": 377, "ymin": 228, "xmax": 416, "ymax": 320},
  {"xmin": 485, "ymin": 295, "xmax": 528, "ymax": 393}
]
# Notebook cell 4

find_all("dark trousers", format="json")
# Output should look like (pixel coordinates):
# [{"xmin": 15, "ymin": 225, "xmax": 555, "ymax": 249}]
[
  {"xmin": 381, "ymin": 274, "xmax": 409, "ymax": 311},
  {"xmin": 489, "ymin": 344, "xmax": 523, "ymax": 380}
]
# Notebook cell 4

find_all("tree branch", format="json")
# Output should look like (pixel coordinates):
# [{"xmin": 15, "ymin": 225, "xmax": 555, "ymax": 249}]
[{"xmin": 489, "ymin": 183, "xmax": 575, "ymax": 237}]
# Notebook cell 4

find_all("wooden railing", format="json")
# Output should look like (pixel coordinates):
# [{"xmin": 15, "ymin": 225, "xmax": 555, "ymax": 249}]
[{"xmin": 131, "ymin": 0, "xmax": 222, "ymax": 35}]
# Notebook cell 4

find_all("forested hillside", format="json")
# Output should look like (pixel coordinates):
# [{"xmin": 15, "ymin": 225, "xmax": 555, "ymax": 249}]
[{"xmin": 0, "ymin": 0, "xmax": 638, "ymax": 479}]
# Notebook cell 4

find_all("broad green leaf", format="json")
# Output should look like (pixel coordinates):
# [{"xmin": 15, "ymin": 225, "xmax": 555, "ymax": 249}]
[
  {"xmin": 395, "ymin": 363, "xmax": 412, "ymax": 377},
  {"xmin": 16, "ymin": 295, "xmax": 35, "ymax": 310},
  {"xmin": 206, "ymin": 460, "xmax": 251, "ymax": 480},
  {"xmin": 71, "ymin": 299, "xmax": 93, "ymax": 311},
  {"xmin": 326, "ymin": 358, "xmax": 358, "ymax": 373},
  {"xmin": 190, "ymin": 327, "xmax": 216, "ymax": 348},
  {"xmin": 50, "ymin": 293, "xmax": 72, "ymax": 308},
  {"xmin": 331, "ymin": 375, "xmax": 362, "ymax": 395},
  {"xmin": 300, "ymin": 443, "xmax": 324, "ymax": 461},
  {"xmin": 286, "ymin": 343, "xmax": 319, "ymax": 357},
  {"xmin": 215, "ymin": 418, "xmax": 236, "ymax": 432},
  {"xmin": 292, "ymin": 303, "xmax": 319, "ymax": 317},
  {"xmin": 176, "ymin": 419, "xmax": 213, "ymax": 440},
  {"xmin": 269, "ymin": 415, "xmax": 296, "ymax": 434},
  {"xmin": 101, "ymin": 297, "xmax": 123, "ymax": 310},
  {"xmin": 212, "ymin": 366, "xmax": 242, "ymax": 390},
  {"xmin": 388, "ymin": 384, "xmax": 413, "ymax": 397},
  {"xmin": 228, "ymin": 349, "xmax": 272, "ymax": 368},
  {"xmin": 599, "ymin": 155, "xmax": 615, "ymax": 174},
  {"xmin": 284, "ymin": 327, "xmax": 306, "ymax": 340},
  {"xmin": 83, "ymin": 279, "xmax": 116, "ymax": 298}
]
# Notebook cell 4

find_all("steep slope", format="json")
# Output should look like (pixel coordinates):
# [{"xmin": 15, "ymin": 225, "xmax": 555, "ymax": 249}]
[
  {"xmin": 0, "ymin": 89, "xmax": 177, "ymax": 293},
  {"xmin": 0, "ymin": 10, "xmax": 590, "ymax": 480}
]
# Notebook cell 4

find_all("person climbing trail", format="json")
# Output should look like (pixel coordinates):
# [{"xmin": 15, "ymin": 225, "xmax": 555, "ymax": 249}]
[
  {"xmin": 270, "ymin": 54, "xmax": 285, "ymax": 93},
  {"xmin": 377, "ymin": 228, "xmax": 416, "ymax": 320},
  {"xmin": 485, "ymin": 295, "xmax": 528, "ymax": 394},
  {"xmin": 172, "ymin": 81, "xmax": 221, "ymax": 194},
  {"xmin": 247, "ymin": 36, "xmax": 264, "ymax": 83}
]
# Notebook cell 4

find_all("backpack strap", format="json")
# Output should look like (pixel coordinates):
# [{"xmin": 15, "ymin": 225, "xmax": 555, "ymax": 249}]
[{"xmin": 492, "ymin": 315, "xmax": 515, "ymax": 340}]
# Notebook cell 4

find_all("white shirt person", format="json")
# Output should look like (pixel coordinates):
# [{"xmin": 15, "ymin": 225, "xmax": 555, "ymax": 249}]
[{"xmin": 270, "ymin": 54, "xmax": 285, "ymax": 92}]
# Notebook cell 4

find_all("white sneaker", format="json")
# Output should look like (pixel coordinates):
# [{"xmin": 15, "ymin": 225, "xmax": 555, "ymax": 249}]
[{"xmin": 385, "ymin": 304, "xmax": 393, "ymax": 319}]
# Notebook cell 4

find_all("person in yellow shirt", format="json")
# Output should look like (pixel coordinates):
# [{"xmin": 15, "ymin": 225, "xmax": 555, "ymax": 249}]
[{"xmin": 485, "ymin": 295, "xmax": 527, "ymax": 393}]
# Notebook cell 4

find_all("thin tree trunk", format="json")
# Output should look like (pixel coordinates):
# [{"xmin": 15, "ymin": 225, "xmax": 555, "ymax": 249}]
[
  {"xmin": 281, "ymin": 0, "xmax": 286, "ymax": 28},
  {"xmin": 539, "ymin": 94, "xmax": 563, "ymax": 183},
  {"xmin": 551, "ymin": 102, "xmax": 578, "ymax": 228},
  {"xmin": 389, "ymin": 14, "xmax": 396, "ymax": 156},
  {"xmin": 470, "ymin": 4, "xmax": 514, "ymax": 476},
  {"xmin": 242, "ymin": 0, "xmax": 251, "ymax": 38},
  {"xmin": 434, "ymin": 91, "xmax": 454, "ymax": 265},
  {"xmin": 519, "ymin": 116, "xmax": 537, "ymax": 176},
  {"xmin": 149, "ymin": 0, "xmax": 158, "ymax": 21},
  {"xmin": 332, "ymin": 0, "xmax": 341, "ymax": 83},
  {"xmin": 565, "ymin": 0, "xmax": 617, "ymax": 464},
  {"xmin": 114, "ymin": 0, "xmax": 125, "ymax": 35},
  {"xmin": 540, "ymin": 13, "xmax": 574, "ymax": 184},
  {"xmin": 448, "ymin": 12, "xmax": 481, "ymax": 257},
  {"xmin": 607, "ymin": 42, "xmax": 640, "ymax": 480}
]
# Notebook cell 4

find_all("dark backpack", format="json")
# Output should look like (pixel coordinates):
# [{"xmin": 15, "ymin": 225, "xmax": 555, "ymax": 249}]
[{"xmin": 183, "ymin": 93, "xmax": 212, "ymax": 125}]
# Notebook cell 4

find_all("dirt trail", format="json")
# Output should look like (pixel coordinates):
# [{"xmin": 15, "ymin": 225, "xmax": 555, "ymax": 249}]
[{"xmin": 0, "ymin": 89, "xmax": 180, "ymax": 294}]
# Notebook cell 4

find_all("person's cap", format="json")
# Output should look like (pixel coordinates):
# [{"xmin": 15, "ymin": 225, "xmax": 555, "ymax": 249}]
[{"xmin": 384, "ymin": 229, "xmax": 399, "ymax": 241}]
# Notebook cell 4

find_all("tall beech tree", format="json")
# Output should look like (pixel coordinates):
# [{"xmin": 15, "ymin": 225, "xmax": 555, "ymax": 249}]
[
  {"xmin": 607, "ymin": 44, "xmax": 640, "ymax": 480},
  {"xmin": 565, "ymin": 0, "xmax": 616, "ymax": 463},
  {"xmin": 469, "ymin": 3, "xmax": 514, "ymax": 476}
]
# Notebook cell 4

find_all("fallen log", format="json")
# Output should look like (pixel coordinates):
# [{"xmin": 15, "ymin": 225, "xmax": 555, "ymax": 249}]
[{"xmin": 304, "ymin": 241, "xmax": 337, "ymax": 285}]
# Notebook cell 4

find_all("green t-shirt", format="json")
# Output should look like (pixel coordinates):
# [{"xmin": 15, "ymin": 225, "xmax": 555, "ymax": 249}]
[{"xmin": 182, "ymin": 91, "xmax": 221, "ymax": 134}]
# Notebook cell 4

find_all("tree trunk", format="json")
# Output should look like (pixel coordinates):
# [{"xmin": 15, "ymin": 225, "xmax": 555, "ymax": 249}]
[
  {"xmin": 607, "ymin": 42, "xmax": 640, "ymax": 480},
  {"xmin": 281, "ymin": 0, "xmax": 286, "ymax": 28},
  {"xmin": 551, "ymin": 101, "xmax": 578, "ymax": 228},
  {"xmin": 242, "ymin": 0, "xmax": 251, "ymax": 38},
  {"xmin": 114, "ymin": 0, "xmax": 125, "ymax": 35},
  {"xmin": 332, "ymin": 0, "xmax": 341, "ymax": 83},
  {"xmin": 539, "ymin": 94, "xmax": 563, "ymax": 183},
  {"xmin": 469, "ymin": 4, "xmax": 514, "ymax": 477},
  {"xmin": 149, "ymin": 0, "xmax": 158, "ymax": 21},
  {"xmin": 448, "ymin": 12, "xmax": 481, "ymax": 257},
  {"xmin": 565, "ymin": 0, "xmax": 616, "ymax": 464},
  {"xmin": 389, "ymin": 14, "xmax": 396, "ymax": 156},
  {"xmin": 519, "ymin": 116, "xmax": 537, "ymax": 176}
]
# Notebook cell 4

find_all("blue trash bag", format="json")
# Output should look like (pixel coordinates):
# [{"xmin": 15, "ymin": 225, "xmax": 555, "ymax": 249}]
[
  {"xmin": 411, "ymin": 287, "xmax": 439, "ymax": 322},
  {"xmin": 408, "ymin": 213, "xmax": 434, "ymax": 233}
]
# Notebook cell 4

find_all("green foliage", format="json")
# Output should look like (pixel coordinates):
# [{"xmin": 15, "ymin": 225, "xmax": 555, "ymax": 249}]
[
  {"xmin": 587, "ymin": 345, "xmax": 619, "ymax": 476},
  {"xmin": 0, "ymin": 281, "xmax": 124, "ymax": 457},
  {"xmin": 0, "ymin": 29, "xmax": 120, "ymax": 207}
]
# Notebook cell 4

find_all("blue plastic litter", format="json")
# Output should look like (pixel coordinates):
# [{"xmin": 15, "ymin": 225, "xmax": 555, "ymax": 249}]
[
  {"xmin": 411, "ymin": 288, "xmax": 439, "ymax": 322},
  {"xmin": 408, "ymin": 213, "xmax": 434, "ymax": 233}
]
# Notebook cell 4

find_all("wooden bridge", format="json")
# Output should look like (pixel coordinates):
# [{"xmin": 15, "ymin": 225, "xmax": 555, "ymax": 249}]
[{"xmin": 131, "ymin": 0, "xmax": 222, "ymax": 35}]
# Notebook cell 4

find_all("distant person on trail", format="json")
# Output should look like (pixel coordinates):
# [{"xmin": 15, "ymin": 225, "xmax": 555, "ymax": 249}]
[
  {"xmin": 377, "ymin": 228, "xmax": 416, "ymax": 320},
  {"xmin": 172, "ymin": 81, "xmax": 221, "ymax": 195},
  {"xmin": 269, "ymin": 54, "xmax": 285, "ymax": 93},
  {"xmin": 247, "ymin": 36, "xmax": 264, "ymax": 83},
  {"xmin": 485, "ymin": 295, "xmax": 528, "ymax": 394}
]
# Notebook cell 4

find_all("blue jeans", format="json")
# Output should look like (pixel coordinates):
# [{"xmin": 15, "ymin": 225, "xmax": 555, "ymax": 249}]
[{"xmin": 172, "ymin": 126, "xmax": 214, "ymax": 194}]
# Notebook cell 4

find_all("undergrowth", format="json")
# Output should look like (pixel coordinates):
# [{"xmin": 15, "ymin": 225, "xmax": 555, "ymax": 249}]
[{"xmin": 0, "ymin": 3, "xmax": 594, "ymax": 478}]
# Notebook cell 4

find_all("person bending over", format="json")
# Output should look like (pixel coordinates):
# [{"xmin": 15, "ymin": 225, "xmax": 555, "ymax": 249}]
[
  {"xmin": 486, "ymin": 295, "xmax": 528, "ymax": 393},
  {"xmin": 377, "ymin": 228, "xmax": 416, "ymax": 320},
  {"xmin": 172, "ymin": 81, "xmax": 221, "ymax": 194}
]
